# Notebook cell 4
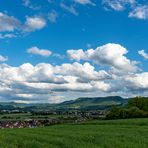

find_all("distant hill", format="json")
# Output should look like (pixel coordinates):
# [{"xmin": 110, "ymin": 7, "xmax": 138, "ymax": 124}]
[
  {"xmin": 56, "ymin": 96, "xmax": 127, "ymax": 110},
  {"xmin": 0, "ymin": 96, "xmax": 128, "ymax": 111}
]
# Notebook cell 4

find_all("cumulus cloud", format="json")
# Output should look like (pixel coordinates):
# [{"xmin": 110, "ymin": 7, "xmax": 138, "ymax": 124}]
[
  {"xmin": 0, "ymin": 60, "xmax": 147, "ymax": 103},
  {"xmin": 23, "ymin": 16, "xmax": 46, "ymax": 32},
  {"xmin": 55, "ymin": 62, "xmax": 111, "ymax": 82},
  {"xmin": 0, "ymin": 55, "xmax": 8, "ymax": 62},
  {"xmin": 67, "ymin": 43, "xmax": 138, "ymax": 73},
  {"xmin": 0, "ymin": 12, "xmax": 20, "ymax": 32},
  {"xmin": 0, "ymin": 12, "xmax": 46, "ymax": 35},
  {"xmin": 125, "ymin": 72, "xmax": 148, "ymax": 92},
  {"xmin": 27, "ymin": 46, "xmax": 52, "ymax": 57},
  {"xmin": 67, "ymin": 49, "xmax": 87, "ymax": 61},
  {"xmin": 138, "ymin": 50, "xmax": 148, "ymax": 59},
  {"xmin": 0, "ymin": 62, "xmax": 112, "ymax": 103}
]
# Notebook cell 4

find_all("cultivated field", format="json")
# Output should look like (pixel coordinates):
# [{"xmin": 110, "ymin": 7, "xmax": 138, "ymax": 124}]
[{"xmin": 0, "ymin": 118, "xmax": 148, "ymax": 148}]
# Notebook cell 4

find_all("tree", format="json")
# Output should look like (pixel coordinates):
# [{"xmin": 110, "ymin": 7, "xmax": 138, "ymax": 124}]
[{"xmin": 128, "ymin": 97, "xmax": 148, "ymax": 112}]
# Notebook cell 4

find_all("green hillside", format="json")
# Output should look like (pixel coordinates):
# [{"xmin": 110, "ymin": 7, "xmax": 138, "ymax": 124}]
[
  {"xmin": 0, "ymin": 96, "xmax": 127, "ymax": 111},
  {"xmin": 56, "ymin": 96, "xmax": 127, "ymax": 110}
]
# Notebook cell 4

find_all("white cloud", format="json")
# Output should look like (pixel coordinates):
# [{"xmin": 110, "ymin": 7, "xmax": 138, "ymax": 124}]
[
  {"xmin": 0, "ymin": 12, "xmax": 20, "ymax": 32},
  {"xmin": 67, "ymin": 49, "xmax": 87, "ymax": 61},
  {"xmin": 0, "ymin": 55, "xmax": 8, "ymax": 62},
  {"xmin": 102, "ymin": 0, "xmax": 135, "ymax": 11},
  {"xmin": 125, "ymin": 72, "xmax": 148, "ymax": 91},
  {"xmin": 48, "ymin": 10, "xmax": 58, "ymax": 23},
  {"xmin": 102, "ymin": 0, "xmax": 148, "ymax": 20},
  {"xmin": 24, "ymin": 16, "xmax": 46, "ymax": 32},
  {"xmin": 74, "ymin": 0, "xmax": 95, "ymax": 6},
  {"xmin": 27, "ymin": 46, "xmax": 52, "ymax": 57},
  {"xmin": 0, "ymin": 12, "xmax": 46, "ymax": 35},
  {"xmin": 67, "ymin": 43, "xmax": 138, "ymax": 73},
  {"xmin": 0, "ymin": 62, "xmax": 112, "ymax": 103},
  {"xmin": 55, "ymin": 62, "xmax": 111, "ymax": 82},
  {"xmin": 129, "ymin": 5, "xmax": 148, "ymax": 19},
  {"xmin": 0, "ymin": 60, "xmax": 147, "ymax": 103},
  {"xmin": 0, "ymin": 33, "xmax": 16, "ymax": 39},
  {"xmin": 60, "ymin": 2, "xmax": 78, "ymax": 16},
  {"xmin": 22, "ymin": 0, "xmax": 40, "ymax": 10},
  {"xmin": 138, "ymin": 50, "xmax": 148, "ymax": 59}
]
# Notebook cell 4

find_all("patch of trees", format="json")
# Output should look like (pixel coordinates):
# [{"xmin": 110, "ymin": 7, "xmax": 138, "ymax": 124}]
[{"xmin": 106, "ymin": 97, "xmax": 148, "ymax": 119}]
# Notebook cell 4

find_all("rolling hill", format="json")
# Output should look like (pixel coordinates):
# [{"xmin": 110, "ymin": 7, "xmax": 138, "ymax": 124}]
[
  {"xmin": 0, "ymin": 96, "xmax": 128, "ymax": 111},
  {"xmin": 57, "ymin": 96, "xmax": 127, "ymax": 110}
]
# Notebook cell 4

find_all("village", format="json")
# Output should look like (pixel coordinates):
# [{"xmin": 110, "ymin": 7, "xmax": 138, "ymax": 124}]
[
  {"xmin": 0, "ymin": 110, "xmax": 106, "ymax": 129},
  {"xmin": 0, "ymin": 119, "xmax": 60, "ymax": 129}
]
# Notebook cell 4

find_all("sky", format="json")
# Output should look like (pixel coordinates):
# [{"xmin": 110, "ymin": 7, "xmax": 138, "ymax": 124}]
[{"xmin": 0, "ymin": 0, "xmax": 148, "ymax": 103}]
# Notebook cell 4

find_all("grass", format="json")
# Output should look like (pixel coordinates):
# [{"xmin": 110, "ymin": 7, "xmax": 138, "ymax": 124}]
[
  {"xmin": 0, "ymin": 113, "xmax": 68, "ymax": 121},
  {"xmin": 0, "ymin": 118, "xmax": 148, "ymax": 148}
]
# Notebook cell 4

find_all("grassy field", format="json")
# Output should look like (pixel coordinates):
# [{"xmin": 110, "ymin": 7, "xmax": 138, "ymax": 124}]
[
  {"xmin": 0, "ymin": 118, "xmax": 148, "ymax": 148},
  {"xmin": 0, "ymin": 113, "xmax": 68, "ymax": 121}
]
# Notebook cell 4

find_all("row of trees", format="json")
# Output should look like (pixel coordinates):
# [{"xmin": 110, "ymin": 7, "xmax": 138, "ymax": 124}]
[{"xmin": 106, "ymin": 97, "xmax": 148, "ymax": 119}]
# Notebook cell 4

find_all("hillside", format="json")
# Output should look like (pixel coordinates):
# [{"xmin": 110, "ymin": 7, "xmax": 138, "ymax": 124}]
[
  {"xmin": 0, "ymin": 96, "xmax": 127, "ymax": 111},
  {"xmin": 57, "ymin": 96, "xmax": 127, "ymax": 110}
]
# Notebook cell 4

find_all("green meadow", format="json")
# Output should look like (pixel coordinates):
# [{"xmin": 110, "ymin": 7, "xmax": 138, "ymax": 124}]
[{"xmin": 0, "ymin": 118, "xmax": 148, "ymax": 148}]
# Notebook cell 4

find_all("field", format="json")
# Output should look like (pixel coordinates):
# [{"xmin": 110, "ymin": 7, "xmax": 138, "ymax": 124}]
[
  {"xmin": 0, "ymin": 118, "xmax": 148, "ymax": 148},
  {"xmin": 0, "ymin": 113, "xmax": 68, "ymax": 121}
]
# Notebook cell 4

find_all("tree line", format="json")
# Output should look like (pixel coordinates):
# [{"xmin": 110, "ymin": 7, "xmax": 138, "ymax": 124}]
[{"xmin": 106, "ymin": 97, "xmax": 148, "ymax": 119}]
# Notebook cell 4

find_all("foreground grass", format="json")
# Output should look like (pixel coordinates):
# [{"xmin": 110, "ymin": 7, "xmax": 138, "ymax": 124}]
[{"xmin": 0, "ymin": 118, "xmax": 148, "ymax": 148}]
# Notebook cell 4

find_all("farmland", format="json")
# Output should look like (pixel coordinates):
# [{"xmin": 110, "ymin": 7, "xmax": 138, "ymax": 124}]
[{"xmin": 0, "ymin": 118, "xmax": 148, "ymax": 148}]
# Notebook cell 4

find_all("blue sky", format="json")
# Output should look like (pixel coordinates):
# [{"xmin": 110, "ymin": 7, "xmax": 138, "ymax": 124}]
[{"xmin": 0, "ymin": 0, "xmax": 148, "ymax": 103}]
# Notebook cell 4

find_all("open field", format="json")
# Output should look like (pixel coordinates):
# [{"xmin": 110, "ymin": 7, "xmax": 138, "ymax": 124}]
[
  {"xmin": 0, "ymin": 113, "xmax": 69, "ymax": 121},
  {"xmin": 0, "ymin": 118, "xmax": 148, "ymax": 148}
]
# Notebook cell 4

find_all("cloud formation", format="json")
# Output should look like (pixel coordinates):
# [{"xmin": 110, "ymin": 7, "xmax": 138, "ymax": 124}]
[
  {"xmin": 102, "ymin": 0, "xmax": 135, "ymax": 11},
  {"xmin": 0, "ymin": 62, "xmax": 112, "ymax": 103},
  {"xmin": 60, "ymin": 2, "xmax": 78, "ymax": 16},
  {"xmin": 24, "ymin": 16, "xmax": 46, "ymax": 32},
  {"xmin": 0, "ymin": 60, "xmax": 147, "ymax": 103},
  {"xmin": 0, "ymin": 12, "xmax": 47, "ymax": 37},
  {"xmin": 102, "ymin": 0, "xmax": 148, "ymax": 20},
  {"xmin": 0, "ymin": 12, "xmax": 20, "ymax": 32},
  {"xmin": 125, "ymin": 73, "xmax": 148, "ymax": 91},
  {"xmin": 0, "ymin": 33, "xmax": 16, "ymax": 39},
  {"xmin": 67, "ymin": 43, "xmax": 138, "ymax": 73},
  {"xmin": 0, "ymin": 55, "xmax": 8, "ymax": 62},
  {"xmin": 22, "ymin": 0, "xmax": 40, "ymax": 10},
  {"xmin": 27, "ymin": 46, "xmax": 52, "ymax": 57},
  {"xmin": 138, "ymin": 50, "xmax": 148, "ymax": 59},
  {"xmin": 1, "ymin": 0, "xmax": 148, "ymax": 39},
  {"xmin": 129, "ymin": 5, "xmax": 148, "ymax": 19},
  {"xmin": 0, "ymin": 42, "xmax": 147, "ymax": 103}
]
